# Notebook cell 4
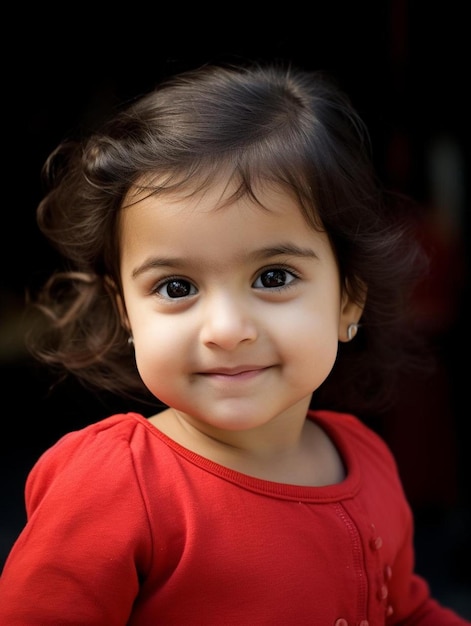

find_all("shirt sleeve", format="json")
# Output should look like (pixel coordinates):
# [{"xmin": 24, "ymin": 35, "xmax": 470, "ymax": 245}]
[
  {"xmin": 387, "ymin": 513, "xmax": 470, "ymax": 624},
  {"xmin": 0, "ymin": 416, "xmax": 153, "ymax": 626}
]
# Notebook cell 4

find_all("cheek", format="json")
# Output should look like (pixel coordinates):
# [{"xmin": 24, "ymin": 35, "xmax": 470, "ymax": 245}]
[
  {"xmin": 130, "ymin": 319, "xmax": 188, "ymax": 396},
  {"xmin": 279, "ymin": 306, "xmax": 341, "ymax": 379},
  {"xmin": 288, "ymin": 320, "xmax": 339, "ymax": 362},
  {"xmin": 278, "ymin": 293, "xmax": 341, "ymax": 345}
]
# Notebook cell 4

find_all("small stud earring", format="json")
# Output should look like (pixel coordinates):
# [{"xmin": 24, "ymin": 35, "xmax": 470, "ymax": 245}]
[
  {"xmin": 347, "ymin": 323, "xmax": 359, "ymax": 341},
  {"xmin": 127, "ymin": 336, "xmax": 134, "ymax": 346}
]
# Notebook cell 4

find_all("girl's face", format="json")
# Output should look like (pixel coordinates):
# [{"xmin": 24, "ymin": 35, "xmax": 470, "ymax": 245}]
[{"xmin": 119, "ymin": 180, "xmax": 362, "ymax": 433}]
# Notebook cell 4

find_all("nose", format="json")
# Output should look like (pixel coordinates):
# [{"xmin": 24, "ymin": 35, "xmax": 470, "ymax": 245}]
[{"xmin": 199, "ymin": 291, "xmax": 258, "ymax": 350}]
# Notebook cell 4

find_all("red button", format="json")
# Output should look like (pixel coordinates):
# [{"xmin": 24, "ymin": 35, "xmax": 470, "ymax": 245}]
[{"xmin": 370, "ymin": 536, "xmax": 383, "ymax": 550}]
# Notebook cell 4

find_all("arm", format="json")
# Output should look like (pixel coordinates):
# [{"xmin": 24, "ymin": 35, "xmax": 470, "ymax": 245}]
[
  {"xmin": 385, "ymin": 479, "xmax": 469, "ymax": 624},
  {"xmin": 0, "ymin": 417, "xmax": 152, "ymax": 625}
]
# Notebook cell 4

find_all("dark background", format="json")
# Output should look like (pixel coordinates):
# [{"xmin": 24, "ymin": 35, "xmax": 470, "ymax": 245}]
[{"xmin": 1, "ymin": 1, "xmax": 470, "ymax": 616}]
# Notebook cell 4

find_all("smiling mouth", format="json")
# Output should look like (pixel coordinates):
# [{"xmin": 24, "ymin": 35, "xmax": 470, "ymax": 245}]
[{"xmin": 199, "ymin": 366, "xmax": 270, "ymax": 378}]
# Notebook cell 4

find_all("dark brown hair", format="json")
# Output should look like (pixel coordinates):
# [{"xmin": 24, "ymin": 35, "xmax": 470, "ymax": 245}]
[{"xmin": 26, "ymin": 61, "xmax": 428, "ymax": 416}]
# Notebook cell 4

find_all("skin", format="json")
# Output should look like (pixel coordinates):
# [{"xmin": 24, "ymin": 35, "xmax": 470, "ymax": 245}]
[{"xmin": 118, "ymin": 179, "xmax": 364, "ymax": 485}]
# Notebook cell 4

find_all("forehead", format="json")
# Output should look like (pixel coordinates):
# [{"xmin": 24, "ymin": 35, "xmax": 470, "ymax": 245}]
[
  {"xmin": 118, "ymin": 176, "xmax": 336, "ymax": 275},
  {"xmin": 120, "ymin": 175, "xmax": 318, "ymax": 236}
]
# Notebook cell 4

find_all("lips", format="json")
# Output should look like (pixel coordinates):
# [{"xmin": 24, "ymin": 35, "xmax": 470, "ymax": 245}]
[{"xmin": 199, "ymin": 365, "xmax": 269, "ymax": 376}]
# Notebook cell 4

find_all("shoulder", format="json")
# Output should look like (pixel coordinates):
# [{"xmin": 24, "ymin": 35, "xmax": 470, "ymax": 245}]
[
  {"xmin": 25, "ymin": 413, "xmax": 151, "ymax": 511},
  {"xmin": 31, "ymin": 412, "xmax": 148, "ymax": 469}
]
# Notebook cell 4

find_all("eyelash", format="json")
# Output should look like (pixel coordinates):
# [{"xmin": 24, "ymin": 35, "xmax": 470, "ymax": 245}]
[
  {"xmin": 252, "ymin": 266, "xmax": 300, "ymax": 291},
  {"xmin": 152, "ymin": 266, "xmax": 300, "ymax": 300}
]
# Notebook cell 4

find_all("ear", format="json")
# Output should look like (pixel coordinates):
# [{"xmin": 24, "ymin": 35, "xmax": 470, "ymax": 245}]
[
  {"xmin": 116, "ymin": 291, "xmax": 132, "ymax": 334},
  {"xmin": 105, "ymin": 276, "xmax": 131, "ymax": 333},
  {"xmin": 338, "ymin": 281, "xmax": 366, "ymax": 343}
]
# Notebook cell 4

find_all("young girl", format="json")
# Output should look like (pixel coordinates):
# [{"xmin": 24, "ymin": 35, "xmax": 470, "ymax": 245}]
[{"xmin": 1, "ymin": 62, "xmax": 468, "ymax": 624}]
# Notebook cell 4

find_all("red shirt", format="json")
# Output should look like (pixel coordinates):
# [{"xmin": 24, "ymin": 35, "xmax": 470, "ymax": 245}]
[{"xmin": 0, "ymin": 411, "xmax": 468, "ymax": 625}]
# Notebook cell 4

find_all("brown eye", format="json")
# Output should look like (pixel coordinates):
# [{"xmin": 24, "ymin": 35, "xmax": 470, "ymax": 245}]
[
  {"xmin": 261, "ymin": 269, "xmax": 287, "ymax": 287},
  {"xmin": 156, "ymin": 279, "xmax": 196, "ymax": 299},
  {"xmin": 253, "ymin": 268, "xmax": 297, "ymax": 289}
]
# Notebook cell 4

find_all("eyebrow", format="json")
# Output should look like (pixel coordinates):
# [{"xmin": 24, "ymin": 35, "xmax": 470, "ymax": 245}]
[
  {"xmin": 131, "ymin": 243, "xmax": 319, "ymax": 278},
  {"xmin": 255, "ymin": 244, "xmax": 319, "ymax": 261}
]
